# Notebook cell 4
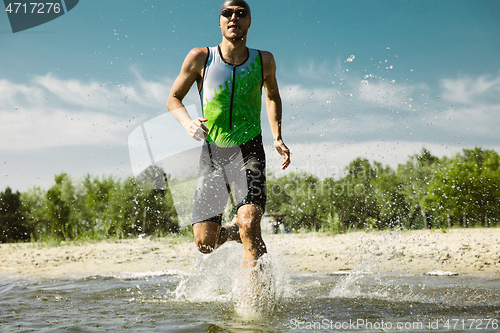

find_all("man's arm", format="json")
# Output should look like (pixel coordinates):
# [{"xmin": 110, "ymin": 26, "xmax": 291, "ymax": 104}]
[
  {"xmin": 262, "ymin": 51, "xmax": 291, "ymax": 170},
  {"xmin": 166, "ymin": 47, "xmax": 209, "ymax": 141}
]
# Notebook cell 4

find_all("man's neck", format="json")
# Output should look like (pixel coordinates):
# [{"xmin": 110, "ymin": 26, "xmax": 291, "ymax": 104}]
[{"xmin": 219, "ymin": 38, "xmax": 248, "ymax": 66}]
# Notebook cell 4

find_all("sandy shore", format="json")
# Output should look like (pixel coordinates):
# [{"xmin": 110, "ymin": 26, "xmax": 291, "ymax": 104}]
[{"xmin": 1, "ymin": 228, "xmax": 499, "ymax": 276}]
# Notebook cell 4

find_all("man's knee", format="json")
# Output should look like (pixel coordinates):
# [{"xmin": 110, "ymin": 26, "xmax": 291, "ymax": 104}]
[
  {"xmin": 195, "ymin": 238, "xmax": 216, "ymax": 254},
  {"xmin": 238, "ymin": 204, "xmax": 263, "ymax": 238},
  {"xmin": 239, "ymin": 220, "xmax": 261, "ymax": 240},
  {"xmin": 193, "ymin": 221, "xmax": 220, "ymax": 254}
]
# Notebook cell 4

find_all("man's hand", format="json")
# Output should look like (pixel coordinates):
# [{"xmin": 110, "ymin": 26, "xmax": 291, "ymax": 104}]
[
  {"xmin": 274, "ymin": 140, "xmax": 290, "ymax": 170},
  {"xmin": 185, "ymin": 117, "xmax": 209, "ymax": 141}
]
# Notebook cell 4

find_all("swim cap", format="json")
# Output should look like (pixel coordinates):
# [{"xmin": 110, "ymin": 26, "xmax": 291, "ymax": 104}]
[{"xmin": 219, "ymin": 0, "xmax": 251, "ymax": 18}]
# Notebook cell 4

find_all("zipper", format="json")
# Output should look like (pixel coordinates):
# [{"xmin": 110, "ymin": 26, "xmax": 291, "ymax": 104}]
[{"xmin": 229, "ymin": 65, "xmax": 236, "ymax": 130}]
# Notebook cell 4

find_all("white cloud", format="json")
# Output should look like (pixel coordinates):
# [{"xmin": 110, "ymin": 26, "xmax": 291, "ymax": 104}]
[
  {"xmin": 3, "ymin": 70, "xmax": 500, "ymax": 192},
  {"xmin": 33, "ymin": 74, "xmax": 112, "ymax": 110},
  {"xmin": 0, "ymin": 73, "xmax": 176, "ymax": 151},
  {"xmin": 124, "ymin": 69, "xmax": 175, "ymax": 107},
  {"xmin": 0, "ymin": 79, "xmax": 46, "ymax": 108},
  {"xmin": 273, "ymin": 71, "xmax": 500, "ymax": 147},
  {"xmin": 292, "ymin": 59, "xmax": 342, "ymax": 83},
  {"xmin": 355, "ymin": 79, "xmax": 428, "ymax": 110},
  {"xmin": 436, "ymin": 73, "xmax": 500, "ymax": 136},
  {"xmin": 0, "ymin": 72, "xmax": 200, "ymax": 191},
  {"xmin": 0, "ymin": 107, "xmax": 124, "ymax": 150},
  {"xmin": 439, "ymin": 104, "xmax": 500, "ymax": 136},
  {"xmin": 275, "ymin": 79, "xmax": 434, "ymax": 146},
  {"xmin": 440, "ymin": 74, "xmax": 500, "ymax": 105},
  {"xmin": 280, "ymin": 84, "xmax": 335, "ymax": 104},
  {"xmin": 265, "ymin": 140, "xmax": 500, "ymax": 180}
]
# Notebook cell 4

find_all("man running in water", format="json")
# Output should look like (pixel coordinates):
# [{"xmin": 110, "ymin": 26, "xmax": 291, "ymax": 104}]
[{"xmin": 166, "ymin": 0, "xmax": 290, "ymax": 270}]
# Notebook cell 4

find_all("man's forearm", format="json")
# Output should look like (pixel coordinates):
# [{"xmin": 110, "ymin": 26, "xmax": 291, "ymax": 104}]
[
  {"xmin": 167, "ymin": 96, "xmax": 192, "ymax": 128},
  {"xmin": 267, "ymin": 95, "xmax": 283, "ymax": 141}
]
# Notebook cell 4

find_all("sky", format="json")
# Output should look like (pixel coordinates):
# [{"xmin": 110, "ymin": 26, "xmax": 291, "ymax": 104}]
[{"xmin": 1, "ymin": 0, "xmax": 500, "ymax": 192}]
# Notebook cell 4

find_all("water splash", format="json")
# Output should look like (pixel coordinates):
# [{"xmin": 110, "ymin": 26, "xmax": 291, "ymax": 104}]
[
  {"xmin": 329, "ymin": 264, "xmax": 379, "ymax": 299},
  {"xmin": 231, "ymin": 252, "xmax": 289, "ymax": 321},
  {"xmin": 174, "ymin": 244, "xmax": 239, "ymax": 303},
  {"xmin": 174, "ymin": 242, "xmax": 292, "ymax": 320}
]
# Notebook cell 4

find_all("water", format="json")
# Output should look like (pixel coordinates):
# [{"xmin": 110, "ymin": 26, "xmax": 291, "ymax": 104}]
[{"xmin": 1, "ymin": 243, "xmax": 499, "ymax": 332}]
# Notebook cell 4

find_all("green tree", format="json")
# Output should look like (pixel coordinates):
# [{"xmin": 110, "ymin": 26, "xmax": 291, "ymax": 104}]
[
  {"xmin": 424, "ymin": 148, "xmax": 500, "ymax": 227},
  {"xmin": 321, "ymin": 176, "xmax": 350, "ymax": 231},
  {"xmin": 21, "ymin": 186, "xmax": 48, "ymax": 240},
  {"xmin": 267, "ymin": 172, "xmax": 322, "ymax": 231},
  {"xmin": 45, "ymin": 177, "xmax": 72, "ymax": 239},
  {"xmin": 0, "ymin": 187, "xmax": 32, "ymax": 242},
  {"xmin": 107, "ymin": 174, "xmax": 179, "ymax": 237},
  {"xmin": 318, "ymin": 177, "xmax": 338, "ymax": 230},
  {"xmin": 332, "ymin": 158, "xmax": 378, "ymax": 230},
  {"xmin": 80, "ymin": 175, "xmax": 119, "ymax": 237},
  {"xmin": 266, "ymin": 172, "xmax": 291, "ymax": 217},
  {"xmin": 44, "ymin": 173, "xmax": 84, "ymax": 240},
  {"xmin": 397, "ymin": 148, "xmax": 438, "ymax": 229},
  {"xmin": 371, "ymin": 162, "xmax": 408, "ymax": 229}
]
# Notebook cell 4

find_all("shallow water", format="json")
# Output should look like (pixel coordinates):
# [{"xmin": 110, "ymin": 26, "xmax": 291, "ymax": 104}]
[{"xmin": 1, "ymin": 244, "xmax": 499, "ymax": 332}]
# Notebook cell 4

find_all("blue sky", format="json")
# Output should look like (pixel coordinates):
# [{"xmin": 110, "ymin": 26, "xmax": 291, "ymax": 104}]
[{"xmin": 1, "ymin": 0, "xmax": 500, "ymax": 191}]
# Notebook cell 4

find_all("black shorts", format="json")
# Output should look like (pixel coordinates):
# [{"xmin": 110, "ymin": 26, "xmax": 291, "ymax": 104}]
[{"xmin": 192, "ymin": 134, "xmax": 266, "ymax": 225}]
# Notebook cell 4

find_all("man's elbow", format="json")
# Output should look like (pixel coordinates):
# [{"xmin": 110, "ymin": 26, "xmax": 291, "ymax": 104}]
[
  {"xmin": 267, "ymin": 94, "xmax": 282, "ymax": 107},
  {"xmin": 166, "ymin": 99, "xmax": 172, "ymax": 112},
  {"xmin": 166, "ymin": 95, "xmax": 180, "ymax": 111},
  {"xmin": 265, "ymin": 89, "xmax": 279, "ymax": 101}
]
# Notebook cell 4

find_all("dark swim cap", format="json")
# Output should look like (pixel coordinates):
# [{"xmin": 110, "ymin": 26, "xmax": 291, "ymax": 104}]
[{"xmin": 219, "ymin": 0, "xmax": 251, "ymax": 18}]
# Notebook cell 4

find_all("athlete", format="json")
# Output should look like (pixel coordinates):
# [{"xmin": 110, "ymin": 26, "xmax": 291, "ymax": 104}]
[{"xmin": 166, "ymin": 0, "xmax": 290, "ymax": 270}]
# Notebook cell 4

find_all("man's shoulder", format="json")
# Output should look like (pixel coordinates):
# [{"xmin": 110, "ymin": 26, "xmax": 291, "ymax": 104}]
[
  {"xmin": 258, "ymin": 49, "xmax": 273, "ymax": 56},
  {"xmin": 186, "ymin": 47, "xmax": 209, "ymax": 61},
  {"xmin": 258, "ymin": 50, "xmax": 276, "ymax": 70},
  {"xmin": 258, "ymin": 50, "xmax": 275, "ymax": 62}
]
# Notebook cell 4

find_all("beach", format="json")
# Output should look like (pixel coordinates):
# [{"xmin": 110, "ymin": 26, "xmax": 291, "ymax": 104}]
[{"xmin": 1, "ymin": 228, "xmax": 499, "ymax": 276}]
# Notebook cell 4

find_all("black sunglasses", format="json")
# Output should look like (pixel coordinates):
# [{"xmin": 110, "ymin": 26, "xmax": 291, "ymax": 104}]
[{"xmin": 221, "ymin": 9, "xmax": 248, "ymax": 18}]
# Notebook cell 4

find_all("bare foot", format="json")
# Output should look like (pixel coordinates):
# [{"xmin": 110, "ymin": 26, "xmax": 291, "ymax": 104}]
[{"xmin": 224, "ymin": 217, "xmax": 242, "ymax": 243}]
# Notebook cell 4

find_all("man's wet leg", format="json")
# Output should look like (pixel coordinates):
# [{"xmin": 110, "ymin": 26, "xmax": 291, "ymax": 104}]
[{"xmin": 238, "ymin": 204, "xmax": 266, "ymax": 269}]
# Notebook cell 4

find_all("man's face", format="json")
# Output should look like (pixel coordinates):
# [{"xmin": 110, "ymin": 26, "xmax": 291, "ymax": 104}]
[{"xmin": 220, "ymin": 6, "xmax": 250, "ymax": 41}]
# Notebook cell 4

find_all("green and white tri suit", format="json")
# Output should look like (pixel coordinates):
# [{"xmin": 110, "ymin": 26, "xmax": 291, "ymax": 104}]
[
  {"xmin": 200, "ymin": 46, "xmax": 263, "ymax": 147},
  {"xmin": 192, "ymin": 46, "xmax": 267, "ymax": 225}
]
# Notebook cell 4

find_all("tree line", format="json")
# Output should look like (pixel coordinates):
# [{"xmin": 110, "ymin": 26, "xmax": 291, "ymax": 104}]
[
  {"xmin": 0, "ymin": 173, "xmax": 178, "ymax": 243},
  {"xmin": 1, "ymin": 147, "xmax": 499, "ymax": 243},
  {"xmin": 266, "ymin": 147, "xmax": 500, "ymax": 232}
]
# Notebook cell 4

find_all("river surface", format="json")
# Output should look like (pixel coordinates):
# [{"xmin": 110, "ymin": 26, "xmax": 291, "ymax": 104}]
[{"xmin": 1, "ymin": 245, "xmax": 499, "ymax": 332}]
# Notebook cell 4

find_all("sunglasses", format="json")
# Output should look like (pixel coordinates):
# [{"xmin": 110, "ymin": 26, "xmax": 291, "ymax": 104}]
[{"xmin": 220, "ymin": 8, "xmax": 248, "ymax": 18}]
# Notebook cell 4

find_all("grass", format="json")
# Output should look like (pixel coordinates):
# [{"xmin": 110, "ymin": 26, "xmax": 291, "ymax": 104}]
[
  {"xmin": 7, "ymin": 222, "xmax": 499, "ymax": 247},
  {"xmin": 19, "ymin": 226, "xmax": 194, "ymax": 248}
]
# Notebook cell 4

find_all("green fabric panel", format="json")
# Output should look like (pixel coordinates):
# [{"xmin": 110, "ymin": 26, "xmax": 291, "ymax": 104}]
[{"xmin": 204, "ymin": 53, "xmax": 262, "ymax": 147}]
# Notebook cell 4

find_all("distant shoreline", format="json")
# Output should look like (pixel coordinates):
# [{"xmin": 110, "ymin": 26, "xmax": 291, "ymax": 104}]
[{"xmin": 1, "ymin": 228, "xmax": 499, "ymax": 276}]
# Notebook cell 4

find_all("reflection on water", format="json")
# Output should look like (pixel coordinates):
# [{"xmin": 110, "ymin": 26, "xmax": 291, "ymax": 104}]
[{"xmin": 1, "ymin": 243, "xmax": 499, "ymax": 332}]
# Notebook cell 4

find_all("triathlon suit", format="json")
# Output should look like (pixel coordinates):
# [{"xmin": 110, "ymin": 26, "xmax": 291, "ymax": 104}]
[{"xmin": 192, "ymin": 46, "xmax": 266, "ymax": 225}]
